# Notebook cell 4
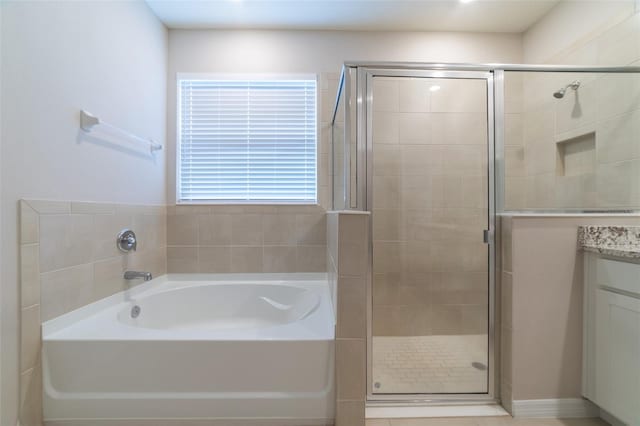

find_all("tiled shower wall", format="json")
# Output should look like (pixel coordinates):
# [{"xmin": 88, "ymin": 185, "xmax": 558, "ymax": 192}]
[
  {"xmin": 18, "ymin": 200, "xmax": 167, "ymax": 426},
  {"xmin": 504, "ymin": 12, "xmax": 640, "ymax": 210},
  {"xmin": 370, "ymin": 77, "xmax": 489, "ymax": 337}
]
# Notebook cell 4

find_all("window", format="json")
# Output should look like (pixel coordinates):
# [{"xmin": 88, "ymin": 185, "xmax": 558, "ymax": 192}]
[{"xmin": 177, "ymin": 76, "xmax": 317, "ymax": 203}]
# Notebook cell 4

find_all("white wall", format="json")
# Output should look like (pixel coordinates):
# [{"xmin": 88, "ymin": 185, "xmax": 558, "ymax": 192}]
[
  {"xmin": 167, "ymin": 29, "xmax": 523, "ymax": 203},
  {"xmin": 523, "ymin": 0, "xmax": 637, "ymax": 64},
  {"xmin": 0, "ymin": 2, "xmax": 167, "ymax": 424}
]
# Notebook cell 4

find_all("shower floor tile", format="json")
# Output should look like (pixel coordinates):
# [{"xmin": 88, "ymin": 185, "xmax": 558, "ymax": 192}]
[{"xmin": 372, "ymin": 334, "xmax": 488, "ymax": 394}]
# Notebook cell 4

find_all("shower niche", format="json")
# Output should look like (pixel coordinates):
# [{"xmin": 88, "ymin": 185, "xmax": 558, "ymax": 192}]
[{"xmin": 556, "ymin": 131, "xmax": 596, "ymax": 178}]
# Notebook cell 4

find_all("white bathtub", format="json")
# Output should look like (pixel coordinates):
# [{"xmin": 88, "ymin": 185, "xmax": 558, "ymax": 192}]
[{"xmin": 43, "ymin": 273, "xmax": 335, "ymax": 425}]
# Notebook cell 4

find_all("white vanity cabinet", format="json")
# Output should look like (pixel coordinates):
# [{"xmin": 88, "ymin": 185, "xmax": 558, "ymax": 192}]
[{"xmin": 583, "ymin": 254, "xmax": 640, "ymax": 425}]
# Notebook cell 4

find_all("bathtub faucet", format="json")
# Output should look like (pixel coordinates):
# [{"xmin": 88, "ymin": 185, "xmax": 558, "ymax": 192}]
[{"xmin": 124, "ymin": 271, "xmax": 153, "ymax": 282}]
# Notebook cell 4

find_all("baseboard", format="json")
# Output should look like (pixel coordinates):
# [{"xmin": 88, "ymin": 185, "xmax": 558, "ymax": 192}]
[{"xmin": 511, "ymin": 398, "xmax": 600, "ymax": 418}]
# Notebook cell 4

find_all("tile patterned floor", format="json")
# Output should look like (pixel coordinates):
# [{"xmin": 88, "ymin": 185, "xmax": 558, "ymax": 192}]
[
  {"xmin": 372, "ymin": 335, "xmax": 488, "ymax": 394},
  {"xmin": 367, "ymin": 417, "xmax": 610, "ymax": 426}
]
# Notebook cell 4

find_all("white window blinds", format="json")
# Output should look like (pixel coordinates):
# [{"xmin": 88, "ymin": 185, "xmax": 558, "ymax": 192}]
[{"xmin": 178, "ymin": 78, "xmax": 317, "ymax": 203}]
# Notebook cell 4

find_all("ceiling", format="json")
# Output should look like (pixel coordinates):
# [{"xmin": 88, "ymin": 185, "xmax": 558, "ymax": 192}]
[{"xmin": 145, "ymin": 0, "xmax": 562, "ymax": 32}]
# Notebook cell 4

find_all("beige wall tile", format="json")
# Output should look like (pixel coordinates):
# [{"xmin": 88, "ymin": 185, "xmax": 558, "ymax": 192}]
[
  {"xmin": 432, "ymin": 271, "xmax": 487, "ymax": 305},
  {"xmin": 263, "ymin": 214, "xmax": 298, "ymax": 245},
  {"xmin": 133, "ymin": 212, "xmax": 167, "ymax": 251},
  {"xmin": 40, "ymin": 264, "xmax": 93, "ymax": 321},
  {"xmin": 336, "ymin": 339, "xmax": 366, "ymax": 399},
  {"xmin": 597, "ymin": 73, "xmax": 640, "ymax": 121},
  {"xmin": 92, "ymin": 256, "xmax": 127, "ymax": 300},
  {"xmin": 596, "ymin": 160, "xmax": 640, "ymax": 207},
  {"xmin": 167, "ymin": 246, "xmax": 198, "ymax": 273},
  {"xmin": 373, "ymin": 145, "xmax": 402, "ymax": 176},
  {"xmin": 71, "ymin": 202, "xmax": 115, "ymax": 215},
  {"xmin": 505, "ymin": 113, "xmax": 524, "ymax": 146},
  {"xmin": 337, "ymin": 276, "xmax": 366, "ymax": 338},
  {"xmin": 373, "ymin": 209, "xmax": 405, "ymax": 241},
  {"xmin": 372, "ymin": 112, "xmax": 399, "ymax": 144},
  {"xmin": 373, "ymin": 175, "xmax": 402, "ymax": 208},
  {"xmin": 166, "ymin": 209, "xmax": 327, "ymax": 274},
  {"xmin": 505, "ymin": 72, "xmax": 524, "ymax": 114},
  {"xmin": 336, "ymin": 400, "xmax": 365, "ymax": 426},
  {"xmin": 339, "ymin": 240, "xmax": 367, "ymax": 276},
  {"xmin": 505, "ymin": 146, "xmax": 526, "ymax": 178},
  {"xmin": 327, "ymin": 212, "xmax": 338, "ymax": 265},
  {"xmin": 373, "ymin": 241, "xmax": 404, "ymax": 274},
  {"xmin": 167, "ymin": 213, "xmax": 198, "ymax": 246},
  {"xmin": 596, "ymin": 109, "xmax": 640, "ymax": 165},
  {"xmin": 198, "ymin": 214, "xmax": 232, "ymax": 246},
  {"xmin": 20, "ymin": 366, "xmax": 42, "ymax": 426},
  {"xmin": 399, "ymin": 78, "xmax": 430, "ymax": 113},
  {"xmin": 197, "ymin": 246, "xmax": 231, "ymax": 273},
  {"xmin": 20, "ymin": 201, "xmax": 39, "ymax": 244},
  {"xmin": 398, "ymin": 113, "xmax": 431, "ymax": 145},
  {"xmin": 231, "ymin": 246, "xmax": 263, "ymax": 273},
  {"xmin": 25, "ymin": 200, "xmax": 70, "ymax": 215},
  {"xmin": 231, "ymin": 214, "xmax": 264, "ymax": 245},
  {"xmin": 432, "ymin": 112, "xmax": 487, "ymax": 146},
  {"xmin": 93, "ymin": 212, "xmax": 133, "ymax": 261},
  {"xmin": 128, "ymin": 247, "xmax": 167, "ymax": 280},
  {"xmin": 523, "ymin": 107, "xmax": 554, "ymax": 146},
  {"xmin": 21, "ymin": 244, "xmax": 40, "ymax": 309},
  {"xmin": 430, "ymin": 78, "xmax": 487, "ymax": 113},
  {"xmin": 263, "ymin": 246, "xmax": 297, "ymax": 273},
  {"xmin": 296, "ymin": 213, "xmax": 327, "ymax": 245},
  {"xmin": 429, "ymin": 305, "xmax": 463, "ymax": 334},
  {"xmin": 373, "ymin": 79, "xmax": 400, "ymax": 112},
  {"xmin": 39, "ymin": 214, "xmax": 94, "ymax": 272},
  {"xmin": 296, "ymin": 245, "xmax": 326, "ymax": 272},
  {"xmin": 20, "ymin": 305, "xmax": 41, "ymax": 372},
  {"xmin": 399, "ymin": 145, "xmax": 444, "ymax": 175}
]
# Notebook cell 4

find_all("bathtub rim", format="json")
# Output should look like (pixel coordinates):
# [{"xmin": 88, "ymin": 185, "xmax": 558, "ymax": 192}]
[{"xmin": 43, "ymin": 272, "xmax": 334, "ymax": 341}]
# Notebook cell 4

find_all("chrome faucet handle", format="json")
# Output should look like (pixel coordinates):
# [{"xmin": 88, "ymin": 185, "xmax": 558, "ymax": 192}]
[
  {"xmin": 117, "ymin": 229, "xmax": 137, "ymax": 252},
  {"xmin": 124, "ymin": 271, "xmax": 152, "ymax": 281}
]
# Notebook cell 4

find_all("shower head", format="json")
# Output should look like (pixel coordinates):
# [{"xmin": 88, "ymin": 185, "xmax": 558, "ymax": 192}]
[
  {"xmin": 553, "ymin": 88, "xmax": 566, "ymax": 99},
  {"xmin": 553, "ymin": 80, "xmax": 581, "ymax": 99}
]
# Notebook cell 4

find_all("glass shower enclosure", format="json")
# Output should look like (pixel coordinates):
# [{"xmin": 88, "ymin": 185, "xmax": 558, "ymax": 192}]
[{"xmin": 331, "ymin": 63, "xmax": 640, "ymax": 404}]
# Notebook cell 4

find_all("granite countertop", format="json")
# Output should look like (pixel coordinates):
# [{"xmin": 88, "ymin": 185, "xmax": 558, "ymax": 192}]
[{"xmin": 578, "ymin": 226, "xmax": 640, "ymax": 259}]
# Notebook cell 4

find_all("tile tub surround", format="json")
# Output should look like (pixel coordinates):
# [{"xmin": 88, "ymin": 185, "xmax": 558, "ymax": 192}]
[
  {"xmin": 18, "ymin": 200, "xmax": 167, "ymax": 426},
  {"xmin": 499, "ymin": 214, "xmax": 640, "ymax": 415},
  {"xmin": 328, "ymin": 211, "xmax": 369, "ymax": 426},
  {"xmin": 578, "ymin": 226, "xmax": 640, "ymax": 258},
  {"xmin": 166, "ymin": 204, "xmax": 327, "ymax": 274}
]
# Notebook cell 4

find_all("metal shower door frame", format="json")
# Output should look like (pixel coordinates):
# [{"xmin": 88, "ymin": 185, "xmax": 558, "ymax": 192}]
[{"xmin": 360, "ymin": 67, "xmax": 498, "ymax": 405}]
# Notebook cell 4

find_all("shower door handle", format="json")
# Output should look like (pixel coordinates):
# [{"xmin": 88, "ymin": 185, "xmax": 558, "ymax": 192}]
[{"xmin": 483, "ymin": 229, "xmax": 493, "ymax": 244}]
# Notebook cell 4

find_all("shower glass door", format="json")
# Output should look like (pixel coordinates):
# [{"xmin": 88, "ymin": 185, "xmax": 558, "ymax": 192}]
[{"xmin": 369, "ymin": 71, "xmax": 493, "ymax": 396}]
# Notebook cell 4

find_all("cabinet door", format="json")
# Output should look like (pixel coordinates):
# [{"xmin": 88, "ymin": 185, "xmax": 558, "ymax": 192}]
[{"xmin": 595, "ymin": 288, "xmax": 640, "ymax": 425}]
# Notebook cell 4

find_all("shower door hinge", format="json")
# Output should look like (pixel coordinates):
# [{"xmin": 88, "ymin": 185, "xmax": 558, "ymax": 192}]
[{"xmin": 483, "ymin": 229, "xmax": 493, "ymax": 244}]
